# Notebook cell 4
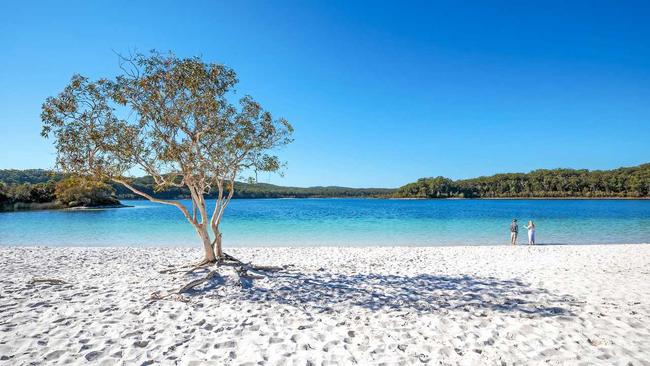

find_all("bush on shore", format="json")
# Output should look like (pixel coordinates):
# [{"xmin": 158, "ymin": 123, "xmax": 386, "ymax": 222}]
[
  {"xmin": 54, "ymin": 176, "xmax": 120, "ymax": 207},
  {"xmin": 0, "ymin": 176, "xmax": 120, "ymax": 211}
]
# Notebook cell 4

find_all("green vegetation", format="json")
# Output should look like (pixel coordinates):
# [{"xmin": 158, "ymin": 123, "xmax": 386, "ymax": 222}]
[
  {"xmin": 396, "ymin": 164, "xmax": 650, "ymax": 198},
  {"xmin": 0, "ymin": 169, "xmax": 63, "ymax": 185},
  {"xmin": 0, "ymin": 181, "xmax": 58, "ymax": 211},
  {"xmin": 54, "ymin": 176, "xmax": 120, "ymax": 207},
  {"xmin": 112, "ymin": 177, "xmax": 393, "ymax": 199},
  {"xmin": 0, "ymin": 169, "xmax": 393, "ymax": 202},
  {"xmin": 0, "ymin": 173, "xmax": 119, "ymax": 211},
  {"xmin": 2, "ymin": 163, "xmax": 649, "ymax": 210}
]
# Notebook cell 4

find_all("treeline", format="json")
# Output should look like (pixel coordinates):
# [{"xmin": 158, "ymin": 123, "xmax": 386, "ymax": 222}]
[
  {"xmin": 110, "ymin": 177, "xmax": 394, "ymax": 199},
  {"xmin": 4, "ymin": 163, "xmax": 650, "ymax": 205},
  {"xmin": 234, "ymin": 184, "xmax": 394, "ymax": 198},
  {"xmin": 396, "ymin": 164, "xmax": 650, "ymax": 198},
  {"xmin": 0, "ymin": 170, "xmax": 394, "ymax": 204}
]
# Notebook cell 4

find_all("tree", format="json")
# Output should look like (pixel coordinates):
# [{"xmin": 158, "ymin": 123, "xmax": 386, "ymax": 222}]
[
  {"xmin": 0, "ymin": 183, "xmax": 8, "ymax": 204},
  {"xmin": 55, "ymin": 176, "xmax": 119, "ymax": 207},
  {"xmin": 42, "ymin": 51, "xmax": 293, "ymax": 264}
]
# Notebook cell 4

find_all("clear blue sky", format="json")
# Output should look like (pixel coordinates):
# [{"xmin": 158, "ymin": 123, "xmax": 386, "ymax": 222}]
[{"xmin": 1, "ymin": 1, "xmax": 649, "ymax": 188}]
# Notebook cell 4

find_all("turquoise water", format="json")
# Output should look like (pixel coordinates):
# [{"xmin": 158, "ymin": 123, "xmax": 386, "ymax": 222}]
[{"xmin": 1, "ymin": 199, "xmax": 649, "ymax": 247}]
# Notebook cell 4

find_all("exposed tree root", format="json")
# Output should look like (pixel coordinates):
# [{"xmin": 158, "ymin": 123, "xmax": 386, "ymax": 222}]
[
  {"xmin": 144, "ymin": 291, "xmax": 190, "ymax": 308},
  {"xmin": 249, "ymin": 265, "xmax": 285, "ymax": 272},
  {"xmin": 235, "ymin": 266, "xmax": 264, "ymax": 289},
  {"xmin": 219, "ymin": 251, "xmax": 287, "ymax": 273},
  {"xmin": 177, "ymin": 269, "xmax": 220, "ymax": 293},
  {"xmin": 183, "ymin": 260, "xmax": 216, "ymax": 275},
  {"xmin": 159, "ymin": 258, "xmax": 216, "ymax": 274},
  {"xmin": 172, "ymin": 262, "xmax": 287, "ymax": 294},
  {"xmin": 220, "ymin": 252, "xmax": 243, "ymax": 264},
  {"xmin": 157, "ymin": 251, "xmax": 271, "ymax": 275},
  {"xmin": 29, "ymin": 278, "xmax": 67, "ymax": 285},
  {"xmin": 149, "ymin": 252, "xmax": 293, "ymax": 303}
]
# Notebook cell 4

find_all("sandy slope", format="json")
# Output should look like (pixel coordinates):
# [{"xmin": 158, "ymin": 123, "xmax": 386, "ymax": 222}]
[{"xmin": 0, "ymin": 244, "xmax": 649, "ymax": 365}]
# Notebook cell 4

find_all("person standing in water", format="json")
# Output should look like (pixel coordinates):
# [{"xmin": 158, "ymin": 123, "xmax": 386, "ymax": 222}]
[
  {"xmin": 525, "ymin": 220, "xmax": 536, "ymax": 245},
  {"xmin": 510, "ymin": 219, "xmax": 518, "ymax": 245}
]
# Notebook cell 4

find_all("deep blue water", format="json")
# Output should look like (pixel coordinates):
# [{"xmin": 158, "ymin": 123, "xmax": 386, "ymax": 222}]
[{"xmin": 1, "ymin": 199, "xmax": 649, "ymax": 247}]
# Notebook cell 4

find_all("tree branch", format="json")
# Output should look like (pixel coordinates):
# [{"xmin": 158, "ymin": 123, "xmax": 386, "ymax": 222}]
[{"xmin": 113, "ymin": 178, "xmax": 196, "ymax": 225}]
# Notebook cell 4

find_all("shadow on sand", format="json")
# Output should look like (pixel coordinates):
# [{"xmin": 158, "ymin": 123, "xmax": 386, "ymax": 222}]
[{"xmin": 191, "ymin": 269, "xmax": 579, "ymax": 318}]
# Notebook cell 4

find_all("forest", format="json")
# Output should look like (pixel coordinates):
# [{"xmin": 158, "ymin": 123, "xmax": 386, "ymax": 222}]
[
  {"xmin": 395, "ymin": 163, "xmax": 650, "ymax": 198},
  {"xmin": 0, "ymin": 169, "xmax": 393, "ymax": 211},
  {"xmin": 2, "ymin": 163, "xmax": 649, "ymax": 210},
  {"xmin": 111, "ymin": 176, "xmax": 394, "ymax": 199}
]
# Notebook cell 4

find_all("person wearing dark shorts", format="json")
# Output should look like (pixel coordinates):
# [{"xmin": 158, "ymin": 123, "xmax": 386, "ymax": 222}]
[{"xmin": 510, "ymin": 219, "xmax": 518, "ymax": 245}]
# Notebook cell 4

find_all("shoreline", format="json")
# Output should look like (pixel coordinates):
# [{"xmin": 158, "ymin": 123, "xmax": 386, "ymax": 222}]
[
  {"xmin": 1, "ymin": 242, "xmax": 649, "ymax": 249},
  {"xmin": 1, "ymin": 244, "xmax": 649, "ymax": 364},
  {"xmin": 389, "ymin": 196, "xmax": 650, "ymax": 200},
  {"xmin": 0, "ymin": 203, "xmax": 132, "ymax": 213},
  {"xmin": 1, "ymin": 241, "xmax": 648, "ymax": 248},
  {"xmin": 119, "ymin": 196, "xmax": 650, "ymax": 201}
]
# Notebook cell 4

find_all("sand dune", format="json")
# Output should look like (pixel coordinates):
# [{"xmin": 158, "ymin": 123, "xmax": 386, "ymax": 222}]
[{"xmin": 1, "ymin": 244, "xmax": 649, "ymax": 365}]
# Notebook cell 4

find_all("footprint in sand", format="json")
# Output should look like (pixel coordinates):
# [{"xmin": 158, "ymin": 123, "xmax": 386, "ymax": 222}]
[
  {"xmin": 214, "ymin": 340, "xmax": 236, "ymax": 349},
  {"xmin": 133, "ymin": 340, "xmax": 149, "ymax": 348},
  {"xmin": 43, "ymin": 349, "xmax": 66, "ymax": 361},
  {"xmin": 84, "ymin": 351, "xmax": 103, "ymax": 361}
]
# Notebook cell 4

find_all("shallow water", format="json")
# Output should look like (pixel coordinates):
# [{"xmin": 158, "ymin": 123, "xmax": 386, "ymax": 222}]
[{"xmin": 1, "ymin": 199, "xmax": 649, "ymax": 247}]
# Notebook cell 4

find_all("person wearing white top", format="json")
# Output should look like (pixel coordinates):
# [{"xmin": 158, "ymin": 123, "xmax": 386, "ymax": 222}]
[{"xmin": 525, "ymin": 220, "xmax": 536, "ymax": 245}]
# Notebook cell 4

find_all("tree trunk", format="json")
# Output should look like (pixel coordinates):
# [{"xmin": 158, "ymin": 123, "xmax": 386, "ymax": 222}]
[
  {"xmin": 197, "ymin": 226, "xmax": 216, "ymax": 263},
  {"xmin": 214, "ymin": 230, "xmax": 224, "ymax": 260}
]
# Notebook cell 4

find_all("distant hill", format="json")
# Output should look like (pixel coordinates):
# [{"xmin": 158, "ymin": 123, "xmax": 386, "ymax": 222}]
[
  {"xmin": 113, "ymin": 177, "xmax": 395, "ymax": 199},
  {"xmin": 0, "ymin": 170, "xmax": 395, "ymax": 199},
  {"xmin": 0, "ymin": 169, "xmax": 64, "ymax": 185},
  {"xmin": 396, "ymin": 163, "xmax": 650, "ymax": 198},
  {"xmin": 4, "ymin": 163, "xmax": 650, "ymax": 200}
]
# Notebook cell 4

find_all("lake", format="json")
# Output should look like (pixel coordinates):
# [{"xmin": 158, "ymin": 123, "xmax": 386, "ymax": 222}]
[{"xmin": 1, "ymin": 199, "xmax": 649, "ymax": 247}]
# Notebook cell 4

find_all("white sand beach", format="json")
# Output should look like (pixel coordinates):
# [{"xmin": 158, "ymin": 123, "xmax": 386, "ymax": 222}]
[{"xmin": 1, "ymin": 244, "xmax": 649, "ymax": 365}]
